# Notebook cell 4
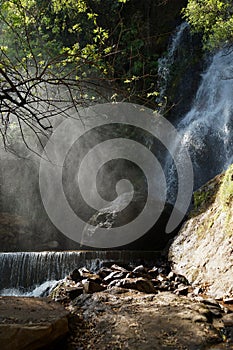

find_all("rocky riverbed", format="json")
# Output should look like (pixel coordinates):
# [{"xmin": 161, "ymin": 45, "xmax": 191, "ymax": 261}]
[
  {"xmin": 0, "ymin": 260, "xmax": 233, "ymax": 349},
  {"xmin": 1, "ymin": 166, "xmax": 233, "ymax": 350},
  {"xmin": 50, "ymin": 261, "xmax": 233, "ymax": 350}
]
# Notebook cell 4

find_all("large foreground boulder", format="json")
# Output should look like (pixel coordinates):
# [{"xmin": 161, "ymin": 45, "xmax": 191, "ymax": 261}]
[
  {"xmin": 0, "ymin": 296, "xmax": 69, "ymax": 350},
  {"xmin": 169, "ymin": 164, "xmax": 233, "ymax": 299}
]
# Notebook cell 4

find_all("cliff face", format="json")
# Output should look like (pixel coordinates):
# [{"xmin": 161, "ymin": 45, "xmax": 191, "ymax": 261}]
[
  {"xmin": 169, "ymin": 164, "xmax": 233, "ymax": 299},
  {"xmin": 123, "ymin": 0, "xmax": 188, "ymax": 53}
]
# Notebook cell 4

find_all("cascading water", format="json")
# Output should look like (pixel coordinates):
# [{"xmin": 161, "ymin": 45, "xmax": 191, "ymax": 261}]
[
  {"xmin": 0, "ymin": 250, "xmax": 159, "ymax": 296},
  {"xmin": 157, "ymin": 22, "xmax": 190, "ymax": 110},
  {"xmin": 166, "ymin": 46, "xmax": 233, "ymax": 202}
]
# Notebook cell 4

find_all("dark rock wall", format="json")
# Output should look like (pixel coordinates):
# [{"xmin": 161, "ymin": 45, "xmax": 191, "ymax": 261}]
[{"xmin": 123, "ymin": 0, "xmax": 188, "ymax": 54}]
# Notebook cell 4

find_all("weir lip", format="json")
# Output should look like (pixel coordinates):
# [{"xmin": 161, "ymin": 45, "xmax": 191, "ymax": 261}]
[{"xmin": 0, "ymin": 250, "xmax": 162, "ymax": 292}]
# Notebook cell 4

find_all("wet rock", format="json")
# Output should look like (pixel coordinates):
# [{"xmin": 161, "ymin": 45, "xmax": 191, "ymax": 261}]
[
  {"xmin": 69, "ymin": 268, "xmax": 81, "ymax": 283},
  {"xmin": 71, "ymin": 293, "xmax": 92, "ymax": 307},
  {"xmin": 78, "ymin": 267, "xmax": 91, "ymax": 278},
  {"xmin": 50, "ymin": 280, "xmax": 83, "ymax": 303},
  {"xmin": 103, "ymin": 271, "xmax": 126, "ymax": 283}
]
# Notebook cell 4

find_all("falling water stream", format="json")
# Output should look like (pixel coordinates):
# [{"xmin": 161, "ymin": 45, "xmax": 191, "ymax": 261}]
[
  {"xmin": 162, "ymin": 35, "xmax": 233, "ymax": 203},
  {"xmin": 176, "ymin": 48, "xmax": 233, "ymax": 183}
]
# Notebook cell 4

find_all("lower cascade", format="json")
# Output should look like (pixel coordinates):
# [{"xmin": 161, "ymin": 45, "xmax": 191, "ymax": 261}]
[{"xmin": 0, "ymin": 250, "xmax": 159, "ymax": 295}]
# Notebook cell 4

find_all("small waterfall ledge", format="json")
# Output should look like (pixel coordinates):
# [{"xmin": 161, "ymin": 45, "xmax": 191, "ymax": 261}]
[{"xmin": 0, "ymin": 250, "xmax": 161, "ymax": 294}]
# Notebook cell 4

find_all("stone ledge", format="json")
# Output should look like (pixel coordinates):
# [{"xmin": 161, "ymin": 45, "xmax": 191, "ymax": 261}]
[{"xmin": 0, "ymin": 296, "xmax": 69, "ymax": 350}]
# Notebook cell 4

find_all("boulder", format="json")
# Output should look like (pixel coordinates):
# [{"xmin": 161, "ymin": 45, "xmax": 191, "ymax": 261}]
[
  {"xmin": 0, "ymin": 296, "xmax": 69, "ymax": 350},
  {"xmin": 82, "ymin": 280, "xmax": 105, "ymax": 294},
  {"xmin": 108, "ymin": 277, "xmax": 156, "ymax": 294}
]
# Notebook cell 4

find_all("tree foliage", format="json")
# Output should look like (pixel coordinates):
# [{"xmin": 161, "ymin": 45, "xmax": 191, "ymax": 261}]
[
  {"xmin": 183, "ymin": 0, "xmax": 233, "ymax": 49},
  {"xmin": 0, "ymin": 0, "xmax": 125, "ymax": 151},
  {"xmin": 0, "ymin": 0, "xmax": 161, "ymax": 152}
]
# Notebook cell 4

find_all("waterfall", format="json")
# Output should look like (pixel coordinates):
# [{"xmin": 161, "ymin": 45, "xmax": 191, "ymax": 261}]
[
  {"xmin": 0, "ymin": 250, "xmax": 159, "ymax": 295},
  {"xmin": 157, "ymin": 22, "xmax": 190, "ymax": 110},
  {"xmin": 166, "ymin": 46, "xmax": 233, "ymax": 202},
  {"xmin": 177, "ymin": 47, "xmax": 233, "ymax": 186}
]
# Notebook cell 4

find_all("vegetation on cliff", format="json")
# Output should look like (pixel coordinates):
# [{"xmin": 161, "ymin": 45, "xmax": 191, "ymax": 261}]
[{"xmin": 183, "ymin": 0, "xmax": 233, "ymax": 49}]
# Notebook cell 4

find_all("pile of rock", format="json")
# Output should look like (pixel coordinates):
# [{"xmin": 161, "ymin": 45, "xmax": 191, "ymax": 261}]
[
  {"xmin": 50, "ymin": 261, "xmax": 192, "ymax": 303},
  {"xmin": 48, "ymin": 262, "xmax": 233, "ymax": 349}
]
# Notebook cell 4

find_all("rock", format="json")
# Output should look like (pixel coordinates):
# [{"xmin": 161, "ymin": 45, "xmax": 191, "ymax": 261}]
[
  {"xmin": 108, "ymin": 277, "xmax": 156, "ymax": 294},
  {"xmin": 103, "ymin": 271, "xmax": 126, "ymax": 283},
  {"xmin": 159, "ymin": 281, "xmax": 170, "ymax": 291},
  {"xmin": 82, "ymin": 280, "xmax": 105, "ymax": 294},
  {"xmin": 175, "ymin": 285, "xmax": 189, "ymax": 296},
  {"xmin": 192, "ymin": 314, "xmax": 208, "ymax": 323},
  {"xmin": 86, "ymin": 274, "xmax": 102, "ymax": 284},
  {"xmin": 201, "ymin": 298, "xmax": 222, "ymax": 308},
  {"xmin": 82, "ymin": 191, "xmax": 182, "ymax": 250},
  {"xmin": 223, "ymin": 298, "xmax": 233, "ymax": 304},
  {"xmin": 157, "ymin": 274, "xmax": 167, "ymax": 282},
  {"xmin": 222, "ymin": 314, "xmax": 233, "ymax": 327},
  {"xmin": 69, "ymin": 268, "xmax": 81, "ymax": 283},
  {"xmin": 98, "ymin": 267, "xmax": 113, "ymax": 279},
  {"xmin": 167, "ymin": 271, "xmax": 176, "ymax": 280},
  {"xmin": 193, "ymin": 286, "xmax": 203, "ymax": 295},
  {"xmin": 50, "ymin": 280, "xmax": 83, "ymax": 302},
  {"xmin": 104, "ymin": 286, "xmax": 130, "ymax": 295},
  {"xmin": 78, "ymin": 267, "xmax": 91, "ymax": 278},
  {"xmin": 169, "ymin": 165, "xmax": 233, "ymax": 299},
  {"xmin": 174, "ymin": 275, "xmax": 189, "ymax": 285},
  {"xmin": 207, "ymin": 306, "xmax": 223, "ymax": 318},
  {"xmin": 67, "ymin": 287, "xmax": 83, "ymax": 300},
  {"xmin": 0, "ymin": 296, "xmax": 69, "ymax": 350},
  {"xmin": 132, "ymin": 265, "xmax": 147, "ymax": 274},
  {"xmin": 147, "ymin": 267, "xmax": 159, "ymax": 278},
  {"xmin": 111, "ymin": 264, "xmax": 129, "ymax": 273}
]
